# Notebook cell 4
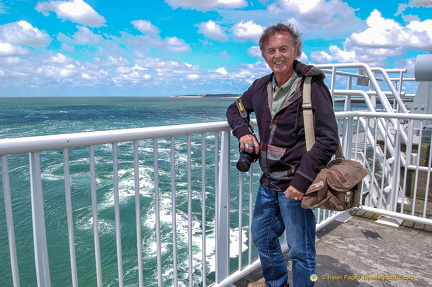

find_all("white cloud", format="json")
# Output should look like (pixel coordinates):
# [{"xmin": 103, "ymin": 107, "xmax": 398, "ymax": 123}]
[
  {"xmin": 215, "ymin": 67, "xmax": 228, "ymax": 74},
  {"xmin": 113, "ymin": 29, "xmax": 190, "ymax": 57},
  {"xmin": 134, "ymin": 58, "xmax": 200, "ymax": 79},
  {"xmin": 397, "ymin": 0, "xmax": 432, "ymax": 15},
  {"xmin": 135, "ymin": 57, "xmax": 182, "ymax": 68},
  {"xmin": 165, "ymin": 37, "xmax": 190, "ymax": 53},
  {"xmin": 117, "ymin": 32, "xmax": 162, "ymax": 56},
  {"xmin": 247, "ymin": 46, "xmax": 261, "ymax": 58},
  {"xmin": 298, "ymin": 52, "xmax": 309, "ymax": 64},
  {"xmin": 113, "ymin": 64, "xmax": 152, "ymax": 85},
  {"xmin": 59, "ymin": 68, "xmax": 78, "ymax": 78},
  {"xmin": 0, "ymin": 21, "xmax": 51, "ymax": 47},
  {"xmin": 116, "ymin": 66, "xmax": 131, "ymax": 74},
  {"xmin": 131, "ymin": 20, "xmax": 160, "ymax": 34},
  {"xmin": 349, "ymin": 9, "xmax": 432, "ymax": 50},
  {"xmin": 277, "ymin": 0, "xmax": 321, "ymax": 14},
  {"xmin": 165, "ymin": 0, "xmax": 247, "ymax": 11},
  {"xmin": 311, "ymin": 8, "xmax": 432, "ymax": 67},
  {"xmin": 72, "ymin": 26, "xmax": 103, "ymax": 44},
  {"xmin": 406, "ymin": 20, "xmax": 432, "ymax": 48},
  {"xmin": 0, "ymin": 42, "xmax": 32, "ymax": 56},
  {"xmin": 131, "ymin": 64, "xmax": 147, "ymax": 71},
  {"xmin": 35, "ymin": 0, "xmax": 106, "ymax": 27},
  {"xmin": 197, "ymin": 20, "xmax": 227, "ymax": 40},
  {"xmin": 232, "ymin": 21, "xmax": 264, "ymax": 42},
  {"xmin": 187, "ymin": 74, "xmax": 200, "ymax": 80},
  {"xmin": 236, "ymin": 61, "xmax": 270, "ymax": 81},
  {"xmin": 45, "ymin": 52, "xmax": 74, "ymax": 64},
  {"xmin": 311, "ymin": 41, "xmax": 406, "ymax": 67},
  {"xmin": 312, "ymin": 45, "xmax": 356, "ymax": 64},
  {"xmin": 94, "ymin": 56, "xmax": 130, "ymax": 67},
  {"xmin": 77, "ymin": 68, "xmax": 109, "ymax": 84},
  {"xmin": 401, "ymin": 14, "xmax": 421, "ymax": 22},
  {"xmin": 267, "ymin": 0, "xmax": 363, "ymax": 37},
  {"xmin": 411, "ymin": 0, "xmax": 432, "ymax": 7}
]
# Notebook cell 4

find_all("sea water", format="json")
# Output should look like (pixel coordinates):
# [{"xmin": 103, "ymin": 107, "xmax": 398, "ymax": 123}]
[
  {"xmin": 0, "ymin": 97, "xmax": 236, "ymax": 138},
  {"xmin": 0, "ymin": 96, "xmax": 358, "ymax": 286}
]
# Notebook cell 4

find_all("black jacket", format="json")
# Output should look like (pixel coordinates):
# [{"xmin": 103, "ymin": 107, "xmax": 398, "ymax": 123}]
[{"xmin": 226, "ymin": 61, "xmax": 339, "ymax": 193}]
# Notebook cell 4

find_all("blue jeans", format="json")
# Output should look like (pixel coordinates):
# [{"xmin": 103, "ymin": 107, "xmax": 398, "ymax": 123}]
[{"xmin": 251, "ymin": 184, "xmax": 316, "ymax": 287}]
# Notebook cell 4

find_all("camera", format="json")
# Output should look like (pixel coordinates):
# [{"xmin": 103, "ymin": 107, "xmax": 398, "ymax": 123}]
[{"xmin": 236, "ymin": 149, "xmax": 259, "ymax": 172}]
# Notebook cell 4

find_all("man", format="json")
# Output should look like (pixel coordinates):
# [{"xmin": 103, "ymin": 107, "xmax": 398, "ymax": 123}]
[{"xmin": 226, "ymin": 23, "xmax": 338, "ymax": 287}]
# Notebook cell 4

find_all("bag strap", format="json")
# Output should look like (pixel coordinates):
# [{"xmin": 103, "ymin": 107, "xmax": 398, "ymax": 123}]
[
  {"xmin": 302, "ymin": 76, "xmax": 344, "ymax": 158},
  {"xmin": 302, "ymin": 76, "xmax": 315, "ymax": 151}
]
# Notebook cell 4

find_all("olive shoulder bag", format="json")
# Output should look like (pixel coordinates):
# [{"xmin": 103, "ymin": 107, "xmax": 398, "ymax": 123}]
[{"xmin": 301, "ymin": 76, "xmax": 368, "ymax": 211}]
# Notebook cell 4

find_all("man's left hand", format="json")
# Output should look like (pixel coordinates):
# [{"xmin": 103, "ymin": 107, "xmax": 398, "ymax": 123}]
[{"xmin": 284, "ymin": 185, "xmax": 304, "ymax": 201}]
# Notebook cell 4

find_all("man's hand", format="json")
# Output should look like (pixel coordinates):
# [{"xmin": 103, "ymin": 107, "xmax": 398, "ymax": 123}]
[
  {"xmin": 239, "ymin": 134, "xmax": 260, "ymax": 154},
  {"xmin": 284, "ymin": 185, "xmax": 304, "ymax": 201}
]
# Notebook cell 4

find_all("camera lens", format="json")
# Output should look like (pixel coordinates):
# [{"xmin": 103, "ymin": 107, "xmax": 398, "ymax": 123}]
[
  {"xmin": 236, "ymin": 160, "xmax": 251, "ymax": 172},
  {"xmin": 236, "ymin": 151, "xmax": 255, "ymax": 172}
]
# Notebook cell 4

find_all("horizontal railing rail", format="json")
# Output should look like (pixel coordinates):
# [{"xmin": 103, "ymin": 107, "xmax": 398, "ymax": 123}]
[{"xmin": 0, "ymin": 121, "xmax": 231, "ymax": 156}]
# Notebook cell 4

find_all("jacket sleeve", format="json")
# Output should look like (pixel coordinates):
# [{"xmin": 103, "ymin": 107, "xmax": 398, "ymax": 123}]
[{"xmin": 290, "ymin": 77, "xmax": 339, "ymax": 193}]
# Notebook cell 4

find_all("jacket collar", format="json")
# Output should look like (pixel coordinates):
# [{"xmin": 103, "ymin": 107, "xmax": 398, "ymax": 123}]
[{"xmin": 293, "ymin": 60, "xmax": 325, "ymax": 78}]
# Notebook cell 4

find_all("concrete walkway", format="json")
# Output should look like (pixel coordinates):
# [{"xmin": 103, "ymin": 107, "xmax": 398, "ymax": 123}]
[{"xmin": 232, "ymin": 210, "xmax": 432, "ymax": 287}]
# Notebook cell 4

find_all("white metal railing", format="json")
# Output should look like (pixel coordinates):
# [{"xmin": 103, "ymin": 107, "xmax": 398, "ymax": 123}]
[
  {"xmin": 2, "ymin": 111, "xmax": 432, "ymax": 287},
  {"xmin": 337, "ymin": 111, "xmax": 432, "ymax": 213},
  {"xmin": 0, "ymin": 122, "xmax": 232, "ymax": 287},
  {"xmin": 316, "ymin": 63, "xmax": 411, "ymax": 114}
]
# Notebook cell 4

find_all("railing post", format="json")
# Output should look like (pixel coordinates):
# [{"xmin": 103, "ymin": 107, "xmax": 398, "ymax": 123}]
[
  {"xmin": 216, "ymin": 130, "xmax": 231, "ymax": 283},
  {"xmin": 29, "ymin": 152, "xmax": 51, "ymax": 287},
  {"xmin": 389, "ymin": 126, "xmax": 402, "ymax": 212},
  {"xmin": 2, "ymin": 156, "xmax": 20, "ymax": 287}
]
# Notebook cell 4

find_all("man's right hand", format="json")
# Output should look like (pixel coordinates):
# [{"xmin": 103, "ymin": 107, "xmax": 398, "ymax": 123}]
[{"xmin": 239, "ymin": 134, "xmax": 260, "ymax": 154}]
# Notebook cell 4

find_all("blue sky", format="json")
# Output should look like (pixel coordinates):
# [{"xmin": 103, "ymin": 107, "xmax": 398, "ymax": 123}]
[{"xmin": 0, "ymin": 0, "xmax": 431, "ymax": 97}]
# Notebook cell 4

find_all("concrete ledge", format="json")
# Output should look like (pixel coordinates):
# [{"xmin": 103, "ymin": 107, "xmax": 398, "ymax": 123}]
[
  {"xmin": 315, "ymin": 210, "xmax": 432, "ymax": 287},
  {"xmin": 232, "ymin": 211, "xmax": 432, "ymax": 287}
]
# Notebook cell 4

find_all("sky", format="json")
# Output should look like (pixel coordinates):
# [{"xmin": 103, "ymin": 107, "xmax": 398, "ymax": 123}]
[{"xmin": 0, "ymin": 0, "xmax": 431, "ymax": 97}]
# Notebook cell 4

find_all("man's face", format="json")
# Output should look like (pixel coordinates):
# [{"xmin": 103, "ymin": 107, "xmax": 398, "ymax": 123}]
[{"xmin": 262, "ymin": 31, "xmax": 298, "ymax": 80}]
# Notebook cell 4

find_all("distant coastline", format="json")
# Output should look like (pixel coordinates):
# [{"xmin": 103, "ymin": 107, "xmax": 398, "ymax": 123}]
[{"xmin": 171, "ymin": 93, "xmax": 241, "ymax": 98}]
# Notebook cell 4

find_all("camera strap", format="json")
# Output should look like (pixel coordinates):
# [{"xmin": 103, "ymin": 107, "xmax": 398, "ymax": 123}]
[
  {"xmin": 236, "ymin": 98, "xmax": 256, "ymax": 136},
  {"xmin": 236, "ymin": 98, "xmax": 248, "ymax": 119}
]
